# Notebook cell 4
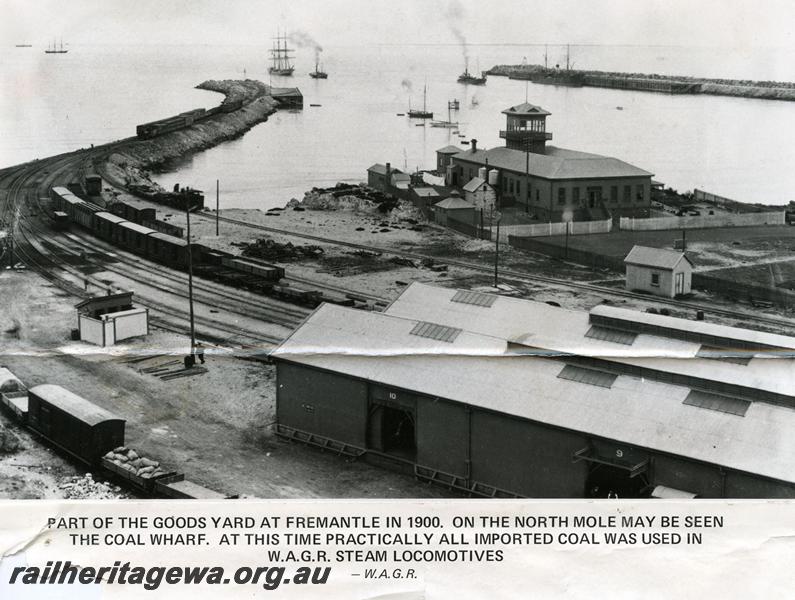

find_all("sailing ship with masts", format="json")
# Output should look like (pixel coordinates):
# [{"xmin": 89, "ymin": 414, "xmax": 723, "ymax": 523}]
[
  {"xmin": 520, "ymin": 45, "xmax": 584, "ymax": 87},
  {"xmin": 407, "ymin": 83, "xmax": 433, "ymax": 119},
  {"xmin": 44, "ymin": 38, "xmax": 68, "ymax": 54},
  {"xmin": 269, "ymin": 30, "xmax": 294, "ymax": 76}
]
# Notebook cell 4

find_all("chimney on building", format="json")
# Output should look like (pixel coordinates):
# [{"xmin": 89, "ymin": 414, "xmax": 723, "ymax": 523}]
[
  {"xmin": 385, "ymin": 162, "xmax": 391, "ymax": 186},
  {"xmin": 471, "ymin": 139, "xmax": 477, "ymax": 153}
]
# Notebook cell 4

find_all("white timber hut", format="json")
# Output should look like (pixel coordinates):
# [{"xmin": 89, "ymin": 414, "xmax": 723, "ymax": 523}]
[{"xmin": 624, "ymin": 245, "xmax": 693, "ymax": 298}]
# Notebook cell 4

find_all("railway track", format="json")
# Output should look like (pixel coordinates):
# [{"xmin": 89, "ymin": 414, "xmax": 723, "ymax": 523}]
[
  {"xmin": 2, "ymin": 150, "xmax": 295, "ymax": 350},
  {"xmin": 201, "ymin": 212, "xmax": 795, "ymax": 334}
]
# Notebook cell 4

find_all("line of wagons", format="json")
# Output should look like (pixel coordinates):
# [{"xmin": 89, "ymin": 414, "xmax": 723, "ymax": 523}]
[
  {"xmin": 50, "ymin": 186, "xmax": 323, "ymax": 306},
  {"xmin": 0, "ymin": 367, "xmax": 229, "ymax": 499}
]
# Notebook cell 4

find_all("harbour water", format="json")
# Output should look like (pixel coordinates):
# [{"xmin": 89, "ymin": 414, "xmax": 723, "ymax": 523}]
[{"xmin": 3, "ymin": 42, "xmax": 795, "ymax": 209}]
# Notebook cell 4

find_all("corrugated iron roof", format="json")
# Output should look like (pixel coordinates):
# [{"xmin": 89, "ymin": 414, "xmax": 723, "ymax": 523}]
[
  {"xmin": 624, "ymin": 245, "xmax": 692, "ymax": 269},
  {"xmin": 435, "ymin": 197, "xmax": 474, "ymax": 210},
  {"xmin": 272, "ymin": 302, "xmax": 795, "ymax": 484},
  {"xmin": 29, "ymin": 384, "xmax": 124, "ymax": 427},
  {"xmin": 385, "ymin": 283, "xmax": 795, "ymax": 399},
  {"xmin": 462, "ymin": 177, "xmax": 488, "ymax": 192},
  {"xmin": 454, "ymin": 146, "xmax": 653, "ymax": 180}
]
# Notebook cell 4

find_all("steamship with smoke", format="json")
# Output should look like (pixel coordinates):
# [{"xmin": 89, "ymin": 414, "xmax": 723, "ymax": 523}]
[{"xmin": 458, "ymin": 58, "xmax": 486, "ymax": 85}]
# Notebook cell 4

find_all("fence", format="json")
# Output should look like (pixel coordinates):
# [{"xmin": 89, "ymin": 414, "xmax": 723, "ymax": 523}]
[
  {"xmin": 620, "ymin": 212, "xmax": 785, "ymax": 231},
  {"xmin": 446, "ymin": 215, "xmax": 491, "ymax": 240},
  {"xmin": 692, "ymin": 273, "xmax": 795, "ymax": 307},
  {"xmin": 508, "ymin": 236, "xmax": 626, "ymax": 271},
  {"xmin": 489, "ymin": 218, "xmax": 612, "ymax": 240}
]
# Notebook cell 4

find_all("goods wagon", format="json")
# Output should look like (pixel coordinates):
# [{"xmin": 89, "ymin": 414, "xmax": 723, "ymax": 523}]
[
  {"xmin": 117, "ymin": 221, "xmax": 155, "ymax": 254},
  {"xmin": 72, "ymin": 201, "xmax": 99, "ymax": 229},
  {"xmin": 85, "ymin": 175, "xmax": 102, "ymax": 196},
  {"xmin": 93, "ymin": 211, "xmax": 128, "ymax": 243},
  {"xmin": 221, "ymin": 256, "xmax": 285, "ymax": 281},
  {"xmin": 147, "ymin": 232, "xmax": 190, "ymax": 267},
  {"xmin": 52, "ymin": 211, "xmax": 69, "ymax": 231},
  {"xmin": 26, "ymin": 384, "xmax": 125, "ymax": 466}
]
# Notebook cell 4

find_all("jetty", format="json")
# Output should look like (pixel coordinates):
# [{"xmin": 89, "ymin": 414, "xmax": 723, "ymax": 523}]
[{"xmin": 488, "ymin": 64, "xmax": 795, "ymax": 102}]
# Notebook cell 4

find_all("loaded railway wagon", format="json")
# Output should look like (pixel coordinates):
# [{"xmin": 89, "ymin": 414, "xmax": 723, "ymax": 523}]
[
  {"xmin": 154, "ymin": 474, "xmax": 229, "ymax": 499},
  {"xmin": 26, "ymin": 384, "xmax": 125, "ymax": 467},
  {"xmin": 221, "ymin": 256, "xmax": 284, "ymax": 281},
  {"xmin": 0, "ymin": 367, "xmax": 28, "ymax": 423}
]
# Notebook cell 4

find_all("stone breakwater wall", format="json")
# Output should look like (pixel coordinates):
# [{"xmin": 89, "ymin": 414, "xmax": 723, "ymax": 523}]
[{"xmin": 102, "ymin": 79, "xmax": 279, "ymax": 191}]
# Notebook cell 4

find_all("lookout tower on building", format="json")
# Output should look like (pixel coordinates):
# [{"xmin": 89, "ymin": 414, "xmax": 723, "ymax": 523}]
[{"xmin": 499, "ymin": 102, "xmax": 553, "ymax": 153}]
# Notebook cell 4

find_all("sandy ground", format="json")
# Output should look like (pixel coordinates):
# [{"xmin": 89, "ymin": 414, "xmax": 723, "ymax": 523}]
[{"xmin": 0, "ymin": 270, "xmax": 447, "ymax": 499}]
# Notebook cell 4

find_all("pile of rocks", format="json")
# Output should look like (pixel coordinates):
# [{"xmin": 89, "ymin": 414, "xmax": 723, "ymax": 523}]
[
  {"xmin": 103, "ymin": 447, "xmax": 170, "ymax": 480},
  {"xmin": 0, "ymin": 426, "xmax": 21, "ymax": 454},
  {"xmin": 242, "ymin": 239, "xmax": 324, "ymax": 262},
  {"xmin": 59, "ymin": 474, "xmax": 125, "ymax": 500}
]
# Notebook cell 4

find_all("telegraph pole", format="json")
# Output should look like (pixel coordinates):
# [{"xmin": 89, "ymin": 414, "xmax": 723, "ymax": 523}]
[
  {"xmin": 493, "ymin": 214, "xmax": 501, "ymax": 288},
  {"xmin": 216, "ymin": 179, "xmax": 220, "ymax": 236},
  {"xmin": 185, "ymin": 198, "xmax": 196, "ymax": 364}
]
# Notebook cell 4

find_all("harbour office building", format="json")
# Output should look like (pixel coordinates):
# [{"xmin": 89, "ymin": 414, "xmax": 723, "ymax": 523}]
[
  {"xmin": 442, "ymin": 103, "xmax": 654, "ymax": 222},
  {"xmin": 272, "ymin": 283, "xmax": 795, "ymax": 499}
]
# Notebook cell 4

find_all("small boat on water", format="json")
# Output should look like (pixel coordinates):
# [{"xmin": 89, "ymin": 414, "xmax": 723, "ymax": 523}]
[
  {"xmin": 616, "ymin": 106, "xmax": 624, "ymax": 111},
  {"xmin": 407, "ymin": 83, "xmax": 433, "ymax": 119},
  {"xmin": 269, "ymin": 30, "xmax": 294, "ymax": 76},
  {"xmin": 309, "ymin": 57, "xmax": 328, "ymax": 79},
  {"xmin": 15, "ymin": 44, "xmax": 32, "ymax": 48},
  {"xmin": 45, "ymin": 38, "xmax": 67, "ymax": 54}
]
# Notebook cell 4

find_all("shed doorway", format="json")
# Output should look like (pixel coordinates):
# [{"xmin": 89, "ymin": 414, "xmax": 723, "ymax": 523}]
[
  {"xmin": 585, "ymin": 464, "xmax": 647, "ymax": 498},
  {"xmin": 367, "ymin": 404, "xmax": 416, "ymax": 462}
]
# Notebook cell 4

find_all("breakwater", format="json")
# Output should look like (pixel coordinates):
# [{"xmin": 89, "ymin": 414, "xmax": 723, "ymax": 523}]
[
  {"xmin": 101, "ymin": 79, "xmax": 283, "ymax": 192},
  {"xmin": 488, "ymin": 64, "xmax": 795, "ymax": 101}
]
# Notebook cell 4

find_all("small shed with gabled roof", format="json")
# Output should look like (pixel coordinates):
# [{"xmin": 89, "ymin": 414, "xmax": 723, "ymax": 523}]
[
  {"xmin": 433, "ymin": 192, "xmax": 475, "ymax": 226},
  {"xmin": 624, "ymin": 245, "xmax": 694, "ymax": 298}
]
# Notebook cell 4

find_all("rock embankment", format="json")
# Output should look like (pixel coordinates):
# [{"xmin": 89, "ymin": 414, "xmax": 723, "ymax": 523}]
[
  {"xmin": 102, "ymin": 79, "xmax": 280, "ymax": 191},
  {"xmin": 488, "ymin": 64, "xmax": 795, "ymax": 102}
]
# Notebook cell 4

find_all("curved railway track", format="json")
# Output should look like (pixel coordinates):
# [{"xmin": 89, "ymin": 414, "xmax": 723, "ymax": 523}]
[{"xmin": 2, "ymin": 148, "xmax": 300, "ymax": 350}]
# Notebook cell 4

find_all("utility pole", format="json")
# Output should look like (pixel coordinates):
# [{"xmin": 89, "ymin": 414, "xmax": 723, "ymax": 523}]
[
  {"xmin": 493, "ymin": 214, "xmax": 501, "ymax": 288},
  {"xmin": 216, "ymin": 179, "xmax": 220, "ymax": 236},
  {"xmin": 185, "ymin": 199, "xmax": 196, "ymax": 366},
  {"xmin": 525, "ymin": 137, "xmax": 530, "ymax": 214}
]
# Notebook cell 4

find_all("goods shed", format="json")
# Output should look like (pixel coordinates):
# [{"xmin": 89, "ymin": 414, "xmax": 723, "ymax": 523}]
[
  {"xmin": 27, "ymin": 384, "xmax": 125, "ymax": 466},
  {"xmin": 272, "ymin": 283, "xmax": 795, "ymax": 499}
]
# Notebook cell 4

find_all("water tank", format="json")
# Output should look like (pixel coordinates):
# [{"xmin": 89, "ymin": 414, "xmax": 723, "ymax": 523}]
[
  {"xmin": 488, "ymin": 169, "xmax": 498, "ymax": 186},
  {"xmin": 478, "ymin": 167, "xmax": 487, "ymax": 180}
]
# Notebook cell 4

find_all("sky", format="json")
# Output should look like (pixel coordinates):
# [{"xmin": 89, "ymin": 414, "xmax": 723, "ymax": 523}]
[{"xmin": 2, "ymin": 0, "xmax": 794, "ymax": 49}]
